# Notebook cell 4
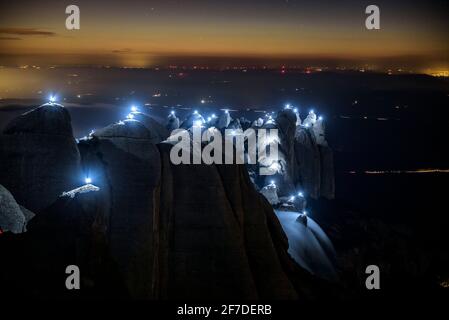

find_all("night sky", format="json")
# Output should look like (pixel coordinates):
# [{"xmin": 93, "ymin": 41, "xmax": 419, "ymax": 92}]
[{"xmin": 0, "ymin": 0, "xmax": 448, "ymax": 69}]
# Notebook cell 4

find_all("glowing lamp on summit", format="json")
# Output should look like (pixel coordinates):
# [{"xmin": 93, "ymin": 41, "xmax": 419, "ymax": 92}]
[
  {"xmin": 131, "ymin": 105, "xmax": 138, "ymax": 113},
  {"xmin": 48, "ymin": 95, "xmax": 56, "ymax": 103},
  {"xmin": 85, "ymin": 177, "xmax": 92, "ymax": 184},
  {"xmin": 193, "ymin": 120, "xmax": 203, "ymax": 128}
]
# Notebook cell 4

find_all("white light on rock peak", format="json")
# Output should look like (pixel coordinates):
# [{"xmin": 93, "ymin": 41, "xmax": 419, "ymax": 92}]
[
  {"xmin": 318, "ymin": 116, "xmax": 323, "ymax": 121},
  {"xmin": 127, "ymin": 113, "xmax": 134, "ymax": 119},
  {"xmin": 131, "ymin": 106, "xmax": 138, "ymax": 112},
  {"xmin": 293, "ymin": 108, "xmax": 298, "ymax": 113},
  {"xmin": 309, "ymin": 109, "xmax": 315, "ymax": 114},
  {"xmin": 298, "ymin": 192, "xmax": 304, "ymax": 197},
  {"xmin": 48, "ymin": 95, "xmax": 56, "ymax": 103},
  {"xmin": 302, "ymin": 210, "xmax": 308, "ymax": 216},
  {"xmin": 170, "ymin": 110, "xmax": 175, "ymax": 115},
  {"xmin": 193, "ymin": 110, "xmax": 198, "ymax": 114},
  {"xmin": 289, "ymin": 196, "xmax": 296, "ymax": 202},
  {"xmin": 193, "ymin": 120, "xmax": 203, "ymax": 128},
  {"xmin": 224, "ymin": 109, "xmax": 229, "ymax": 114},
  {"xmin": 85, "ymin": 177, "xmax": 92, "ymax": 184}
]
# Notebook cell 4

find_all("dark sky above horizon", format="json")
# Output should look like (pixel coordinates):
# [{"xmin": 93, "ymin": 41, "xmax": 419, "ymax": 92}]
[{"xmin": 0, "ymin": 0, "xmax": 448, "ymax": 69}]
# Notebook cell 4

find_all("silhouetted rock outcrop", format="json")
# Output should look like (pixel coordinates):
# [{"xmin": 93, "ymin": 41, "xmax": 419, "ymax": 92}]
[
  {"xmin": 0, "ymin": 184, "xmax": 26, "ymax": 233},
  {"xmin": 153, "ymin": 143, "xmax": 298, "ymax": 299},
  {"xmin": 0, "ymin": 104, "xmax": 337, "ymax": 300},
  {"xmin": 255, "ymin": 109, "xmax": 335, "ymax": 200},
  {"xmin": 0, "ymin": 190, "xmax": 127, "ymax": 299},
  {"xmin": 0, "ymin": 103, "xmax": 82, "ymax": 213},
  {"xmin": 79, "ymin": 119, "xmax": 161, "ymax": 298}
]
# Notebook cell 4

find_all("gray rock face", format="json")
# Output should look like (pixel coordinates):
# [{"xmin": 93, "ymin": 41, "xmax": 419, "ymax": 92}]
[
  {"xmin": 217, "ymin": 111, "xmax": 231, "ymax": 129},
  {"xmin": 19, "ymin": 205, "xmax": 35, "ymax": 232},
  {"xmin": 166, "ymin": 113, "xmax": 180, "ymax": 132},
  {"xmin": 239, "ymin": 117, "xmax": 252, "ymax": 131},
  {"xmin": 80, "ymin": 126, "xmax": 299, "ymax": 299},
  {"xmin": 154, "ymin": 143, "xmax": 298, "ymax": 300},
  {"xmin": 180, "ymin": 112, "xmax": 206, "ymax": 129},
  {"xmin": 131, "ymin": 113, "xmax": 169, "ymax": 143},
  {"xmin": 0, "ymin": 184, "xmax": 26, "ymax": 233},
  {"xmin": 293, "ymin": 128, "xmax": 321, "ymax": 198},
  {"xmin": 227, "ymin": 118, "xmax": 242, "ymax": 130},
  {"xmin": 0, "ymin": 104, "xmax": 336, "ymax": 299},
  {"xmin": 275, "ymin": 210, "xmax": 338, "ymax": 282},
  {"xmin": 260, "ymin": 184, "xmax": 280, "ymax": 205},
  {"xmin": 3, "ymin": 103, "xmax": 73, "ymax": 136},
  {"xmin": 80, "ymin": 119, "xmax": 162, "ymax": 298},
  {"xmin": 0, "ymin": 103, "xmax": 82, "ymax": 213},
  {"xmin": 293, "ymin": 128, "xmax": 335, "ymax": 199},
  {"xmin": 253, "ymin": 109, "xmax": 335, "ymax": 200}
]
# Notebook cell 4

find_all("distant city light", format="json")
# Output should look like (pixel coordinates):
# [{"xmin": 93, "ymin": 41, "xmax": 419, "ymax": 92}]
[
  {"xmin": 201, "ymin": 99, "xmax": 206, "ymax": 104},
  {"xmin": 85, "ymin": 177, "xmax": 92, "ymax": 184}
]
